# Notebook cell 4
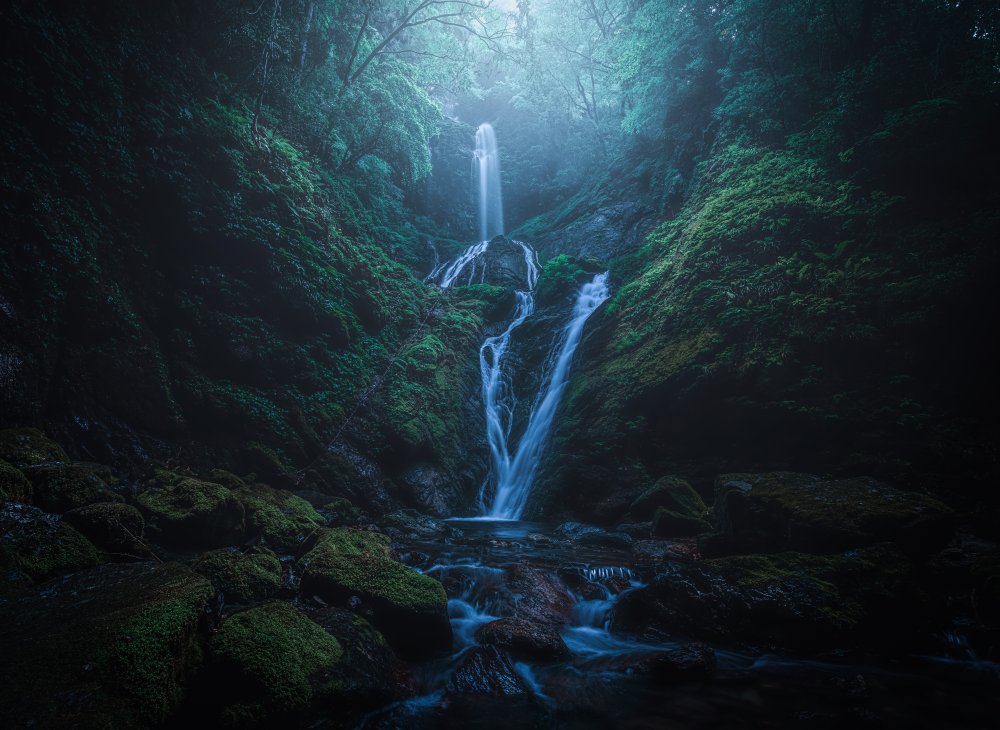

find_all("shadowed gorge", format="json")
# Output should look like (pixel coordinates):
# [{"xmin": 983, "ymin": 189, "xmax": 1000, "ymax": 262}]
[{"xmin": 2, "ymin": 0, "xmax": 999, "ymax": 728}]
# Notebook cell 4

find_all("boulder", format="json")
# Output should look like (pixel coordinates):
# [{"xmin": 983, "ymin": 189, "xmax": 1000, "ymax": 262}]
[
  {"xmin": 714, "ymin": 472, "xmax": 955, "ymax": 554},
  {"xmin": 506, "ymin": 564, "xmax": 575, "ymax": 627},
  {"xmin": 0, "ymin": 459, "xmax": 31, "ymax": 502},
  {"xmin": 397, "ymin": 463, "xmax": 462, "ymax": 517},
  {"xmin": 481, "ymin": 237, "xmax": 532, "ymax": 289},
  {"xmin": 235, "ymin": 483, "xmax": 324, "ymax": 552},
  {"xmin": 556, "ymin": 521, "xmax": 633, "ymax": 549},
  {"xmin": 446, "ymin": 646, "xmax": 531, "ymax": 696},
  {"xmin": 64, "ymin": 502, "xmax": 148, "ymax": 557},
  {"xmin": 0, "ymin": 502, "xmax": 100, "ymax": 585},
  {"xmin": 191, "ymin": 547, "xmax": 282, "ymax": 603},
  {"xmin": 0, "ymin": 562, "xmax": 212, "ymax": 728},
  {"xmin": 26, "ymin": 462, "xmax": 121, "ymax": 513},
  {"xmin": 308, "ymin": 607, "xmax": 404, "ymax": 708},
  {"xmin": 0, "ymin": 427, "xmax": 68, "ymax": 468},
  {"xmin": 630, "ymin": 476, "xmax": 706, "ymax": 522},
  {"xmin": 611, "ymin": 544, "xmax": 928, "ymax": 652},
  {"xmin": 476, "ymin": 616, "xmax": 570, "ymax": 661},
  {"xmin": 208, "ymin": 601, "xmax": 344, "ymax": 722},
  {"xmin": 298, "ymin": 528, "xmax": 450, "ymax": 657},
  {"xmin": 136, "ymin": 477, "xmax": 244, "ymax": 548},
  {"xmin": 578, "ymin": 642, "xmax": 716, "ymax": 682}
]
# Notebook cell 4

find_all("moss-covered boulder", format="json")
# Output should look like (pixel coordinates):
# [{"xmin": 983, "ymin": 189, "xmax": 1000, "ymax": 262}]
[
  {"xmin": 26, "ymin": 462, "xmax": 121, "ymax": 513},
  {"xmin": 0, "ymin": 562, "xmax": 212, "ymax": 727},
  {"xmin": 298, "ymin": 528, "xmax": 451, "ymax": 656},
  {"xmin": 612, "ymin": 544, "xmax": 927, "ymax": 651},
  {"xmin": 236, "ymin": 483, "xmax": 324, "ymax": 552},
  {"xmin": 0, "ymin": 427, "xmax": 68, "ymax": 468},
  {"xmin": 651, "ymin": 506, "xmax": 713, "ymax": 538},
  {"xmin": 309, "ymin": 607, "xmax": 402, "ymax": 708},
  {"xmin": 65, "ymin": 502, "xmax": 149, "ymax": 557},
  {"xmin": 137, "ymin": 477, "xmax": 244, "ymax": 548},
  {"xmin": 0, "ymin": 460, "xmax": 31, "ymax": 502},
  {"xmin": 631, "ymin": 476, "xmax": 706, "ymax": 521},
  {"xmin": 208, "ymin": 601, "xmax": 344, "ymax": 723},
  {"xmin": 191, "ymin": 547, "xmax": 282, "ymax": 603},
  {"xmin": 714, "ymin": 472, "xmax": 956, "ymax": 554},
  {"xmin": 0, "ymin": 502, "xmax": 100, "ymax": 586}
]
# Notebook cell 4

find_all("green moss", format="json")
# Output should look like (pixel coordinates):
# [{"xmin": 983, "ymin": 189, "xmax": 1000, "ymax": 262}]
[
  {"xmin": 191, "ymin": 548, "xmax": 282, "ymax": 603},
  {"xmin": 237, "ymin": 483, "xmax": 324, "ymax": 551},
  {"xmin": 0, "ymin": 428, "xmax": 68, "ymax": 468},
  {"xmin": 652, "ymin": 507, "xmax": 712, "ymax": 538},
  {"xmin": 136, "ymin": 477, "xmax": 244, "ymax": 548},
  {"xmin": 631, "ymin": 476, "xmax": 706, "ymax": 521},
  {"xmin": 0, "ymin": 503, "xmax": 101, "ymax": 585},
  {"xmin": 211, "ymin": 601, "xmax": 343, "ymax": 717},
  {"xmin": 0, "ymin": 460, "xmax": 32, "ymax": 502},
  {"xmin": 322, "ymin": 497, "xmax": 361, "ymax": 525},
  {"xmin": 65, "ymin": 502, "xmax": 148, "ymax": 556},
  {"xmin": 27, "ymin": 462, "xmax": 121, "ymax": 513}
]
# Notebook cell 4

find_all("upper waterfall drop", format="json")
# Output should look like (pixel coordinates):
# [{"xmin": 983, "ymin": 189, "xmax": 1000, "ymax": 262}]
[{"xmin": 474, "ymin": 123, "xmax": 504, "ymax": 242}]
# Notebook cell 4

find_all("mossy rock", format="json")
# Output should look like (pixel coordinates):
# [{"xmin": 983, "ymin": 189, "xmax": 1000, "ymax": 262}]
[
  {"xmin": 0, "ymin": 502, "xmax": 101, "ymax": 586},
  {"xmin": 321, "ymin": 496, "xmax": 361, "ymax": 526},
  {"xmin": 0, "ymin": 427, "xmax": 68, "ymax": 468},
  {"xmin": 0, "ymin": 460, "xmax": 31, "ymax": 502},
  {"xmin": 26, "ymin": 462, "xmax": 121, "ymax": 513},
  {"xmin": 137, "ymin": 478, "xmax": 244, "ymax": 549},
  {"xmin": 65, "ymin": 502, "xmax": 149, "ymax": 557},
  {"xmin": 191, "ymin": 547, "xmax": 282, "ymax": 603},
  {"xmin": 713, "ymin": 472, "xmax": 956, "ymax": 554},
  {"xmin": 0, "ymin": 562, "xmax": 213, "ymax": 727},
  {"xmin": 631, "ymin": 476, "xmax": 706, "ymax": 522},
  {"xmin": 298, "ymin": 528, "xmax": 451, "ymax": 657},
  {"xmin": 209, "ymin": 601, "xmax": 344, "ymax": 722},
  {"xmin": 651, "ymin": 506, "xmax": 713, "ymax": 538},
  {"xmin": 612, "ymin": 543, "xmax": 927, "ymax": 651},
  {"xmin": 237, "ymin": 483, "xmax": 324, "ymax": 552}
]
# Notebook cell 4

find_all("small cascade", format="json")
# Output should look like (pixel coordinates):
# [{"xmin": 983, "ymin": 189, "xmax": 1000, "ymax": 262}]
[
  {"xmin": 488, "ymin": 272, "xmax": 610, "ymax": 519},
  {"xmin": 474, "ymin": 123, "xmax": 504, "ymax": 242}
]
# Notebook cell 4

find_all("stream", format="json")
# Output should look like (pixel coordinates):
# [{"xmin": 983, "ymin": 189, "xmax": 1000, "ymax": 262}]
[{"xmin": 355, "ymin": 520, "xmax": 999, "ymax": 729}]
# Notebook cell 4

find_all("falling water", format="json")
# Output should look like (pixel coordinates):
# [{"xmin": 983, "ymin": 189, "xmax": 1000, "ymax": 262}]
[
  {"xmin": 488, "ymin": 272, "xmax": 610, "ymax": 519},
  {"xmin": 474, "ymin": 123, "xmax": 504, "ymax": 242}
]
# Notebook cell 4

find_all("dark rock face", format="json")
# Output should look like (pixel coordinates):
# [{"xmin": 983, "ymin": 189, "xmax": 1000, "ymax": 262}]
[
  {"xmin": 579, "ymin": 643, "xmax": 716, "ymax": 682},
  {"xmin": 397, "ymin": 463, "xmax": 463, "ymax": 517},
  {"xmin": 612, "ymin": 544, "xmax": 928, "ymax": 651},
  {"xmin": 531, "ymin": 202, "xmax": 654, "ymax": 261},
  {"xmin": 651, "ymin": 506, "xmax": 712, "ymax": 538},
  {"xmin": 447, "ymin": 646, "xmax": 531, "ymax": 696},
  {"xmin": 506, "ymin": 564, "xmax": 575, "ymax": 627},
  {"xmin": 630, "ymin": 476, "xmax": 705, "ymax": 522},
  {"xmin": 481, "ymin": 237, "xmax": 532, "ymax": 288},
  {"xmin": 713, "ymin": 472, "xmax": 956, "ymax": 555},
  {"xmin": 0, "ymin": 562, "xmax": 212, "ymax": 728},
  {"xmin": 556, "ymin": 521, "xmax": 633, "ymax": 549}
]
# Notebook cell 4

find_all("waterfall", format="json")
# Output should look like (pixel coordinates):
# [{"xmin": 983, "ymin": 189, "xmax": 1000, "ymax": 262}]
[
  {"xmin": 474, "ymin": 123, "xmax": 503, "ymax": 242},
  {"xmin": 487, "ymin": 272, "xmax": 609, "ymax": 519}
]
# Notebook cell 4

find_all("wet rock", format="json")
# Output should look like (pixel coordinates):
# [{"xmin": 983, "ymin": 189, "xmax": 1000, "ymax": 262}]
[
  {"xmin": 612, "ymin": 544, "xmax": 928, "ymax": 651},
  {"xmin": 714, "ymin": 472, "xmax": 956, "ymax": 554},
  {"xmin": 235, "ymin": 483, "xmax": 324, "ymax": 552},
  {"xmin": 615, "ymin": 521, "xmax": 653, "ymax": 539},
  {"xmin": 477, "ymin": 616, "xmax": 571, "ymax": 660},
  {"xmin": 65, "ymin": 502, "xmax": 148, "ymax": 557},
  {"xmin": 507, "ymin": 563, "xmax": 575, "ymax": 627},
  {"xmin": 631, "ymin": 538, "xmax": 701, "ymax": 566},
  {"xmin": 136, "ymin": 477, "xmax": 245, "ymax": 548},
  {"xmin": 25, "ymin": 461, "xmax": 121, "ymax": 513},
  {"xmin": 0, "ymin": 459, "xmax": 31, "ymax": 502},
  {"xmin": 381, "ymin": 509, "xmax": 449, "ymax": 540},
  {"xmin": 446, "ymin": 646, "xmax": 531, "ymax": 696},
  {"xmin": 397, "ymin": 463, "xmax": 463, "ymax": 517},
  {"xmin": 0, "ymin": 427, "xmax": 68, "ymax": 468},
  {"xmin": 651, "ymin": 506, "xmax": 712, "ymax": 538},
  {"xmin": 581, "ymin": 643, "xmax": 715, "ymax": 682},
  {"xmin": 0, "ymin": 502, "xmax": 100, "ymax": 585},
  {"xmin": 298, "ymin": 528, "xmax": 451, "ymax": 657},
  {"xmin": 191, "ymin": 547, "xmax": 282, "ymax": 603},
  {"xmin": 481, "ymin": 237, "xmax": 532, "ymax": 289},
  {"xmin": 208, "ymin": 601, "xmax": 344, "ymax": 722},
  {"xmin": 630, "ymin": 476, "xmax": 706, "ymax": 522},
  {"xmin": 556, "ymin": 521, "xmax": 633, "ymax": 548},
  {"xmin": 309, "ymin": 607, "xmax": 406, "ymax": 707},
  {"xmin": 0, "ymin": 562, "xmax": 212, "ymax": 728}
]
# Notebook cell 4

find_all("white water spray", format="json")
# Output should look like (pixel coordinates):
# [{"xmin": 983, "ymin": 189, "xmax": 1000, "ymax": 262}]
[{"xmin": 474, "ymin": 123, "xmax": 503, "ymax": 242}]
